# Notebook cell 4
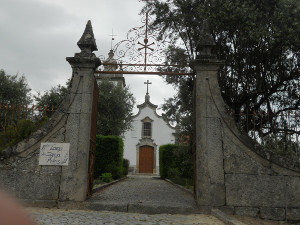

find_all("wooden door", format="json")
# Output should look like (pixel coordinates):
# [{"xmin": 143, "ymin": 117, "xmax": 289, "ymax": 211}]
[{"xmin": 139, "ymin": 145, "xmax": 154, "ymax": 173}]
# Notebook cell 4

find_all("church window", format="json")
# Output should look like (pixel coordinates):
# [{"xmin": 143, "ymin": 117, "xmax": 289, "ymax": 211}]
[
  {"xmin": 141, "ymin": 117, "xmax": 153, "ymax": 138},
  {"xmin": 143, "ymin": 122, "xmax": 152, "ymax": 137}
]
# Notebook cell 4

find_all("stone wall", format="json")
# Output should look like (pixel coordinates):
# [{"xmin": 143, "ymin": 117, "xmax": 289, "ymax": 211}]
[
  {"xmin": 223, "ymin": 116, "xmax": 300, "ymax": 221},
  {"xmin": 0, "ymin": 20, "xmax": 100, "ymax": 204},
  {"xmin": 194, "ymin": 35, "xmax": 300, "ymax": 221},
  {"xmin": 0, "ymin": 94, "xmax": 70, "ymax": 202}
]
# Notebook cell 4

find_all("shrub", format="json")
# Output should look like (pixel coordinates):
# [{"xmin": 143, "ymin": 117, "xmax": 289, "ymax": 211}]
[
  {"xmin": 173, "ymin": 145, "xmax": 194, "ymax": 180},
  {"xmin": 159, "ymin": 144, "xmax": 177, "ymax": 178},
  {"xmin": 167, "ymin": 167, "xmax": 180, "ymax": 179},
  {"xmin": 15, "ymin": 120, "xmax": 37, "ymax": 141},
  {"xmin": 0, "ymin": 119, "xmax": 36, "ymax": 151},
  {"xmin": 94, "ymin": 135, "xmax": 124, "ymax": 179},
  {"xmin": 106, "ymin": 164, "xmax": 121, "ymax": 178},
  {"xmin": 122, "ymin": 158, "xmax": 129, "ymax": 175},
  {"xmin": 159, "ymin": 144, "xmax": 194, "ymax": 188},
  {"xmin": 93, "ymin": 178, "xmax": 102, "ymax": 185},
  {"xmin": 101, "ymin": 173, "xmax": 113, "ymax": 183}
]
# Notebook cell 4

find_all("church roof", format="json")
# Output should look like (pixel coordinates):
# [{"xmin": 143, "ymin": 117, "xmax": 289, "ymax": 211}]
[
  {"xmin": 134, "ymin": 93, "xmax": 175, "ymax": 130},
  {"xmin": 137, "ymin": 93, "xmax": 158, "ymax": 110}
]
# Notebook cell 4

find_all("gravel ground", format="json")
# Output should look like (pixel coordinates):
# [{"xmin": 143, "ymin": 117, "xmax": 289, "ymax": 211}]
[{"xmin": 27, "ymin": 208, "xmax": 225, "ymax": 225}]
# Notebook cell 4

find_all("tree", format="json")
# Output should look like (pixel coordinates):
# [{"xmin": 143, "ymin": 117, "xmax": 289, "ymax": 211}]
[
  {"xmin": 97, "ymin": 79, "xmax": 136, "ymax": 136},
  {"xmin": 34, "ymin": 79, "xmax": 70, "ymax": 119},
  {"xmin": 0, "ymin": 70, "xmax": 35, "ymax": 148},
  {"xmin": 141, "ymin": 0, "xmax": 300, "ymax": 141},
  {"xmin": 34, "ymin": 82, "xmax": 69, "ymax": 109},
  {"xmin": 0, "ymin": 70, "xmax": 32, "ymax": 105},
  {"xmin": 159, "ymin": 46, "xmax": 195, "ymax": 143},
  {"xmin": 34, "ymin": 78, "xmax": 136, "ymax": 136},
  {"xmin": 0, "ymin": 70, "xmax": 32, "ymax": 135}
]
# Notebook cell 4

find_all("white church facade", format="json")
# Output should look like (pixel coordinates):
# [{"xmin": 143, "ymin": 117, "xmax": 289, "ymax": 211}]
[{"xmin": 123, "ymin": 86, "xmax": 176, "ymax": 174}]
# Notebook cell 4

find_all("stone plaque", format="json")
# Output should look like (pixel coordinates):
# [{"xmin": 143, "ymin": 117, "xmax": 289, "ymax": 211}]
[{"xmin": 39, "ymin": 143, "xmax": 70, "ymax": 166}]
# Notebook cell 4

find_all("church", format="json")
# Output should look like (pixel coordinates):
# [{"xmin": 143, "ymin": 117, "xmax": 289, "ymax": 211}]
[
  {"xmin": 97, "ymin": 50, "xmax": 176, "ymax": 175},
  {"xmin": 123, "ymin": 81, "xmax": 176, "ymax": 174}
]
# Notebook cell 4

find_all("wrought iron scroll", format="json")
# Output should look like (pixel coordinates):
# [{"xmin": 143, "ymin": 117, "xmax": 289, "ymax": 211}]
[{"xmin": 96, "ymin": 12, "xmax": 194, "ymax": 76}]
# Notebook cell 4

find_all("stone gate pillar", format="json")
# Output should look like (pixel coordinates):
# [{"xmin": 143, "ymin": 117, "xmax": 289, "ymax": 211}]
[
  {"xmin": 194, "ymin": 22, "xmax": 225, "ymax": 209},
  {"xmin": 59, "ymin": 21, "xmax": 100, "ymax": 201}
]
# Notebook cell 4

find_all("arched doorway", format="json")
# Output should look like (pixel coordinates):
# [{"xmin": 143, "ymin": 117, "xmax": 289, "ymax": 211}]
[{"xmin": 139, "ymin": 145, "xmax": 154, "ymax": 173}]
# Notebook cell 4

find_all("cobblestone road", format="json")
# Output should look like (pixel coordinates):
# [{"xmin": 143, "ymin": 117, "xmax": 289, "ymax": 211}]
[
  {"xmin": 26, "ymin": 175, "xmax": 225, "ymax": 224},
  {"xmin": 27, "ymin": 208, "xmax": 226, "ymax": 225},
  {"xmin": 88, "ymin": 175, "xmax": 198, "ymax": 214}
]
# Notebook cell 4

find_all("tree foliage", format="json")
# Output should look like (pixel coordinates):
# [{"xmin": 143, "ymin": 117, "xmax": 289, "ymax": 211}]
[
  {"xmin": 0, "ymin": 120, "xmax": 36, "ymax": 151},
  {"xmin": 159, "ymin": 45, "xmax": 195, "ymax": 142},
  {"xmin": 97, "ymin": 79, "xmax": 136, "ymax": 136},
  {"xmin": 35, "ymin": 78, "xmax": 136, "ymax": 136},
  {"xmin": 0, "ymin": 70, "xmax": 32, "ymax": 105},
  {"xmin": 142, "ymin": 0, "xmax": 300, "ymax": 141},
  {"xmin": 34, "ymin": 82, "xmax": 69, "ymax": 110}
]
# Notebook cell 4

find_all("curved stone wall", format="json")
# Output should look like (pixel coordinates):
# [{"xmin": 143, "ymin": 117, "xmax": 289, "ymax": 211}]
[
  {"xmin": 220, "ymin": 96, "xmax": 300, "ymax": 220},
  {"xmin": 0, "ymin": 20, "xmax": 100, "ymax": 204},
  {"xmin": 0, "ymin": 81, "xmax": 73, "ymax": 202},
  {"xmin": 194, "ymin": 57, "xmax": 300, "ymax": 221}
]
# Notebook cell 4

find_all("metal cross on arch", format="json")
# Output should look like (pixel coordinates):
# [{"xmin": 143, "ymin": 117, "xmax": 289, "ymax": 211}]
[
  {"xmin": 95, "ymin": 12, "xmax": 194, "ymax": 76},
  {"xmin": 144, "ymin": 80, "xmax": 152, "ymax": 94},
  {"xmin": 137, "ymin": 13, "xmax": 154, "ymax": 71}
]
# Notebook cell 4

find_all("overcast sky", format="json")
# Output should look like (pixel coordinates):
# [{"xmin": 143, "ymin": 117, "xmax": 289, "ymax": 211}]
[{"xmin": 0, "ymin": 0, "xmax": 177, "ymax": 114}]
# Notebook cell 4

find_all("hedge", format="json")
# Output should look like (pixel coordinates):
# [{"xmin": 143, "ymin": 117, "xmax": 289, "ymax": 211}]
[
  {"xmin": 122, "ymin": 158, "xmax": 129, "ymax": 176},
  {"xmin": 159, "ymin": 144, "xmax": 194, "ymax": 181},
  {"xmin": 159, "ymin": 144, "xmax": 177, "ymax": 178},
  {"xmin": 94, "ymin": 135, "xmax": 124, "ymax": 179}
]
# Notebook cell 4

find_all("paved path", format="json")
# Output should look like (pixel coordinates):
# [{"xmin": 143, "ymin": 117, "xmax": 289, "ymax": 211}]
[
  {"xmin": 25, "ymin": 176, "xmax": 286, "ymax": 224},
  {"xmin": 86, "ymin": 175, "xmax": 199, "ymax": 214},
  {"xmin": 27, "ymin": 176, "xmax": 225, "ymax": 224},
  {"xmin": 27, "ymin": 208, "xmax": 225, "ymax": 225}
]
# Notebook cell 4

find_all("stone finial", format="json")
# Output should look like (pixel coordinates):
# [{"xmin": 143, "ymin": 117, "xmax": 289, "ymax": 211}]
[
  {"xmin": 108, "ymin": 49, "xmax": 114, "ymax": 58},
  {"xmin": 145, "ymin": 93, "xmax": 150, "ymax": 102},
  {"xmin": 66, "ymin": 20, "xmax": 101, "ymax": 69},
  {"xmin": 196, "ymin": 20, "xmax": 216, "ymax": 59},
  {"xmin": 77, "ymin": 20, "xmax": 98, "ymax": 53}
]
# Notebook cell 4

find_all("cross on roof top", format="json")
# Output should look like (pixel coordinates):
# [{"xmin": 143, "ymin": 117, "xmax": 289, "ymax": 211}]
[
  {"xmin": 144, "ymin": 80, "xmax": 152, "ymax": 94},
  {"xmin": 109, "ymin": 29, "xmax": 117, "ymax": 50}
]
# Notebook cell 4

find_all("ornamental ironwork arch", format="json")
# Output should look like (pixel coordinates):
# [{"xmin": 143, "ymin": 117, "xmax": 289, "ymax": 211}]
[{"xmin": 95, "ymin": 12, "xmax": 194, "ymax": 76}]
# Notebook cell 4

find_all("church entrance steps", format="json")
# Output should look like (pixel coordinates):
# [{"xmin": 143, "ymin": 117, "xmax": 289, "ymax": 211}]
[
  {"xmin": 85, "ymin": 175, "xmax": 199, "ymax": 214},
  {"xmin": 130, "ymin": 173, "xmax": 159, "ymax": 177}
]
